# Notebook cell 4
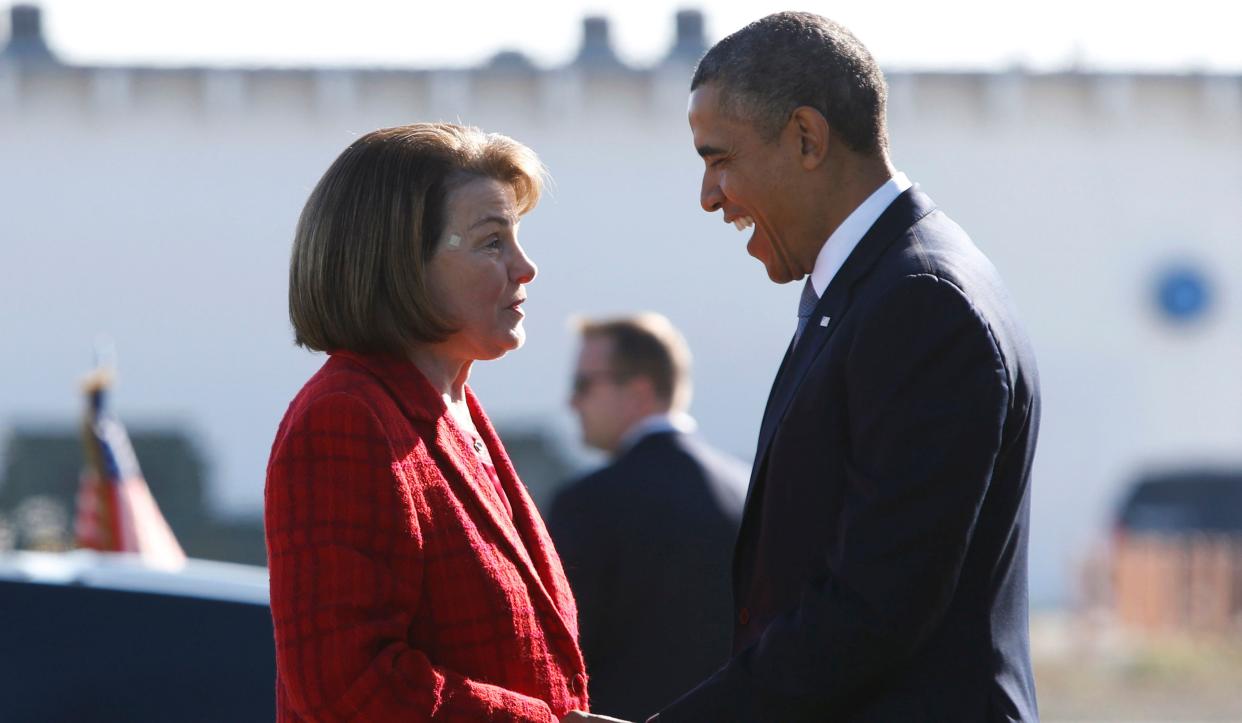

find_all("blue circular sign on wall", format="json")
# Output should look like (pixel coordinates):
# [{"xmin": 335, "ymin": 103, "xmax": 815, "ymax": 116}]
[{"xmin": 1155, "ymin": 265, "xmax": 1211, "ymax": 322}]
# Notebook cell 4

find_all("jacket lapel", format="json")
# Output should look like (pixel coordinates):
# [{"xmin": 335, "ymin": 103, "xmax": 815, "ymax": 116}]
[
  {"xmin": 750, "ymin": 187, "xmax": 939, "ymax": 491},
  {"xmin": 467, "ymin": 391, "xmax": 584, "ymax": 661},
  {"xmin": 739, "ymin": 336, "xmax": 795, "ymax": 514},
  {"xmin": 427, "ymin": 414, "xmax": 578, "ymax": 632},
  {"xmin": 331, "ymin": 352, "xmax": 581, "ymax": 662}
]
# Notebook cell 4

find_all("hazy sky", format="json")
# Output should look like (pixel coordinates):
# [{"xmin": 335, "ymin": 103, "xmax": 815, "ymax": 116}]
[{"xmin": 8, "ymin": 0, "xmax": 1240, "ymax": 72}]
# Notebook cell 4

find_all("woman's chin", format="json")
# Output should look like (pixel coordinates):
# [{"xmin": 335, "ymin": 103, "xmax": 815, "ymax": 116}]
[{"xmin": 473, "ymin": 329, "xmax": 525, "ymax": 361}]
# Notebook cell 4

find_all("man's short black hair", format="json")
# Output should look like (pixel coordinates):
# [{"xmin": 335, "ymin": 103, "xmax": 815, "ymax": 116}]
[{"xmin": 691, "ymin": 11, "xmax": 889, "ymax": 156}]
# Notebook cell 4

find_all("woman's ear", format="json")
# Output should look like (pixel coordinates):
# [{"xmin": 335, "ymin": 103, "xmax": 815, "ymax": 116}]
[{"xmin": 789, "ymin": 106, "xmax": 830, "ymax": 170}]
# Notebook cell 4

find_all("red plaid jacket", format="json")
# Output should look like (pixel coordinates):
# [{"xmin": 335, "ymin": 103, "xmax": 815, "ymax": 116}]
[{"xmin": 265, "ymin": 351, "xmax": 589, "ymax": 721}]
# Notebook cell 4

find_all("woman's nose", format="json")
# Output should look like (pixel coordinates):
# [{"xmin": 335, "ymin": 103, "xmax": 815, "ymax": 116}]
[{"xmin": 511, "ymin": 242, "xmax": 537, "ymax": 284}]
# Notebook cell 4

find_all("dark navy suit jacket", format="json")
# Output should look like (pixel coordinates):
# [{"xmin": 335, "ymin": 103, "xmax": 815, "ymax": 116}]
[
  {"xmin": 548, "ymin": 431, "xmax": 748, "ymax": 721},
  {"xmin": 659, "ymin": 187, "xmax": 1041, "ymax": 722}
]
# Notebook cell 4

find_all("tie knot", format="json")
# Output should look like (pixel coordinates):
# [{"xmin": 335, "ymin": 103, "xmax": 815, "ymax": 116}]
[{"xmin": 797, "ymin": 278, "xmax": 819, "ymax": 319}]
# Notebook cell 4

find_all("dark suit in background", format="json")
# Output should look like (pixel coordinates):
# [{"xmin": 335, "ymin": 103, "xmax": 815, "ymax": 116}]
[{"xmin": 550, "ymin": 430, "xmax": 747, "ymax": 721}]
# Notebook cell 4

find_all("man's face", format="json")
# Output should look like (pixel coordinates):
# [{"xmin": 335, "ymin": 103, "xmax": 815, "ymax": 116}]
[
  {"xmin": 569, "ymin": 336, "xmax": 633, "ymax": 454},
  {"xmin": 689, "ymin": 82, "xmax": 804, "ymax": 284}
]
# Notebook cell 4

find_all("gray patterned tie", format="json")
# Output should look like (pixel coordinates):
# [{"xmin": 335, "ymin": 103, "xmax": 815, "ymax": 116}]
[{"xmin": 793, "ymin": 277, "xmax": 820, "ymax": 348}]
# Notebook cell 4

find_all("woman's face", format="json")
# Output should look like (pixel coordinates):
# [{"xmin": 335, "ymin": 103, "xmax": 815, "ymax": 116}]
[{"xmin": 428, "ymin": 176, "xmax": 538, "ymax": 362}]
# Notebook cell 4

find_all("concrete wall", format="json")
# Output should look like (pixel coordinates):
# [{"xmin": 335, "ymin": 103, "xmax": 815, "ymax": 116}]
[{"xmin": 1, "ymin": 58, "xmax": 1239, "ymax": 605}]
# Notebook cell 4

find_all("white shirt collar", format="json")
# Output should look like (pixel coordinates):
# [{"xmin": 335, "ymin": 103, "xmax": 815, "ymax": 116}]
[
  {"xmin": 615, "ymin": 411, "xmax": 697, "ymax": 457},
  {"xmin": 809, "ymin": 172, "xmax": 912, "ymax": 296}
]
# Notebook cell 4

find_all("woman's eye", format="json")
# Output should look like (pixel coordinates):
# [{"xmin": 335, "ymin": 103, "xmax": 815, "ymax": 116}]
[{"xmin": 483, "ymin": 235, "xmax": 502, "ymax": 249}]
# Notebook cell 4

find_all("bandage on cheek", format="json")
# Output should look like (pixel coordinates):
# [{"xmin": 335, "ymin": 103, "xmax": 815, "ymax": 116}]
[{"xmin": 446, "ymin": 233, "xmax": 462, "ymax": 249}]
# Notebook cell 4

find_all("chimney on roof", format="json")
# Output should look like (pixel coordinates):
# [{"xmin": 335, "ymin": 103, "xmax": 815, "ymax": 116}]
[
  {"xmin": 665, "ymin": 9, "xmax": 707, "ymax": 64},
  {"xmin": 2, "ymin": 4, "xmax": 56, "ymax": 63},
  {"xmin": 574, "ymin": 16, "xmax": 623, "ymax": 69},
  {"xmin": 487, "ymin": 49, "xmax": 536, "ymax": 72}
]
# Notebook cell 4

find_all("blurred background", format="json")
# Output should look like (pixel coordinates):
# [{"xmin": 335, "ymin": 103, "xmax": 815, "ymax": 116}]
[{"xmin": 1, "ymin": 1, "xmax": 1240, "ymax": 719}]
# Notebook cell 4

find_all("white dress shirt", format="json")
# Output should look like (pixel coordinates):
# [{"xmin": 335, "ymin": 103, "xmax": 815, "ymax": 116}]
[
  {"xmin": 808, "ymin": 172, "xmax": 912, "ymax": 296},
  {"xmin": 615, "ymin": 411, "xmax": 698, "ymax": 457}
]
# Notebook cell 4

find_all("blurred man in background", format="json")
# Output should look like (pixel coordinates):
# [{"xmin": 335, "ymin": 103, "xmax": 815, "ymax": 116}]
[{"xmin": 549, "ymin": 313, "xmax": 747, "ymax": 722}]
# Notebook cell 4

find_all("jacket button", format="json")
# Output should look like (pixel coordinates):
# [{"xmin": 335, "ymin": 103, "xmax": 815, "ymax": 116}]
[
  {"xmin": 570, "ymin": 672, "xmax": 586, "ymax": 695},
  {"xmin": 738, "ymin": 607, "xmax": 750, "ymax": 625}
]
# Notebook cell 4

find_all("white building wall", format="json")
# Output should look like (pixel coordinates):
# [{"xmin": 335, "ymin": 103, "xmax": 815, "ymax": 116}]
[{"xmin": 1, "ymin": 59, "xmax": 1238, "ymax": 605}]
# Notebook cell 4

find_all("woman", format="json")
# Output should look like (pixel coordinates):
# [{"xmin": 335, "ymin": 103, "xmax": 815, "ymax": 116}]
[{"xmin": 266, "ymin": 124, "xmax": 588, "ymax": 722}]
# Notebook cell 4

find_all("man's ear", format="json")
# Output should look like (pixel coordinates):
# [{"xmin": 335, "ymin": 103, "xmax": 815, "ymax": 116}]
[
  {"xmin": 789, "ymin": 106, "xmax": 830, "ymax": 170},
  {"xmin": 624, "ymin": 375, "xmax": 660, "ymax": 407}
]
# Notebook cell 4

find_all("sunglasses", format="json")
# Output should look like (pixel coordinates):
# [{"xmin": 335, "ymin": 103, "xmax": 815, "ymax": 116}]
[{"xmin": 571, "ymin": 371, "xmax": 625, "ymax": 397}]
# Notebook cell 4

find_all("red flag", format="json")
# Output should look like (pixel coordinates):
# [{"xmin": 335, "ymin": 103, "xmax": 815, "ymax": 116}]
[{"xmin": 75, "ymin": 368, "xmax": 186, "ymax": 569}]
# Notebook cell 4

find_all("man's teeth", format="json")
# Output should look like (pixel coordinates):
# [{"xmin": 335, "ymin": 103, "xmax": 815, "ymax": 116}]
[{"xmin": 732, "ymin": 216, "xmax": 754, "ymax": 231}]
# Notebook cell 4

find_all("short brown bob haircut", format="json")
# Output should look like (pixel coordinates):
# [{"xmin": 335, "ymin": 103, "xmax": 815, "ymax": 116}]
[{"xmin": 289, "ymin": 123, "xmax": 545, "ymax": 355}]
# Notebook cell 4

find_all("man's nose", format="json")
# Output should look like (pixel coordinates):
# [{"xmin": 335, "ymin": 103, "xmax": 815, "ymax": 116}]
[{"xmin": 700, "ymin": 173, "xmax": 724, "ymax": 213}]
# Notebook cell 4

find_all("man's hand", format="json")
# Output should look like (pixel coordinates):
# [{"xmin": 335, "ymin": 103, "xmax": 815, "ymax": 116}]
[{"xmin": 561, "ymin": 712, "xmax": 632, "ymax": 723}]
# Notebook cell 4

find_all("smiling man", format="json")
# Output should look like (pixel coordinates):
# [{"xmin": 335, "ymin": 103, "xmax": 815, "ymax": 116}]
[{"xmin": 638, "ymin": 11, "xmax": 1041, "ymax": 723}]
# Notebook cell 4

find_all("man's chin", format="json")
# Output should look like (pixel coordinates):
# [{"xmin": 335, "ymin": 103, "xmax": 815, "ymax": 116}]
[
  {"xmin": 758, "ymin": 259, "xmax": 798, "ymax": 284},
  {"xmin": 581, "ymin": 433, "xmax": 613, "ymax": 455},
  {"xmin": 748, "ymin": 238, "xmax": 796, "ymax": 283}
]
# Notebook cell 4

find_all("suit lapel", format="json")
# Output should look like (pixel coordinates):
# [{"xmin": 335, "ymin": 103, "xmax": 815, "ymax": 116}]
[
  {"xmin": 748, "ymin": 187, "xmax": 939, "ymax": 501},
  {"xmin": 740, "ymin": 336, "xmax": 795, "ymax": 513}
]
